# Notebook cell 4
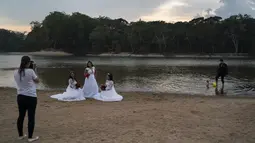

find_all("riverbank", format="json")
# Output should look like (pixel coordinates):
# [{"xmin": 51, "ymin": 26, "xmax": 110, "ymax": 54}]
[
  {"xmin": 7, "ymin": 51, "xmax": 251, "ymax": 58},
  {"xmin": 0, "ymin": 87, "xmax": 255, "ymax": 143},
  {"xmin": 9, "ymin": 51, "xmax": 72, "ymax": 56},
  {"xmin": 90, "ymin": 52, "xmax": 250, "ymax": 58}
]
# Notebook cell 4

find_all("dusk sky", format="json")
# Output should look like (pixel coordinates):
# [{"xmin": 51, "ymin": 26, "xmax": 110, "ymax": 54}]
[{"xmin": 0, "ymin": 0, "xmax": 255, "ymax": 32}]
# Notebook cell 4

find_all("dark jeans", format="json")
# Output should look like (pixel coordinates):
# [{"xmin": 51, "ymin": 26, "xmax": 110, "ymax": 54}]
[
  {"xmin": 17, "ymin": 95, "xmax": 37, "ymax": 138},
  {"xmin": 215, "ymin": 73, "xmax": 226, "ymax": 84}
]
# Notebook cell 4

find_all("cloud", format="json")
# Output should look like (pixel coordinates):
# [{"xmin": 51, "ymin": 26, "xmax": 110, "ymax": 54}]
[
  {"xmin": 140, "ymin": 0, "xmax": 255, "ymax": 22},
  {"xmin": 1, "ymin": 0, "xmax": 255, "ymax": 32},
  {"xmin": 215, "ymin": 0, "xmax": 255, "ymax": 18},
  {"xmin": 140, "ymin": 1, "xmax": 190, "ymax": 22},
  {"xmin": 61, "ymin": 0, "xmax": 168, "ymax": 21},
  {"xmin": 140, "ymin": 0, "xmax": 220, "ymax": 22},
  {"xmin": 0, "ymin": 0, "xmax": 63, "ymax": 25},
  {"xmin": 0, "ymin": 25, "xmax": 30, "ymax": 32},
  {"xmin": 0, "ymin": 0, "xmax": 165, "ymax": 31},
  {"xmin": 0, "ymin": 0, "xmax": 165, "ymax": 25},
  {"xmin": 0, "ymin": 17, "xmax": 30, "ymax": 32}
]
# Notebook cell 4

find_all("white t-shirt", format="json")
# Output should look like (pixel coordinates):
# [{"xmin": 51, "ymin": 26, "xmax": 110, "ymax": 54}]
[{"xmin": 14, "ymin": 69, "xmax": 38, "ymax": 97}]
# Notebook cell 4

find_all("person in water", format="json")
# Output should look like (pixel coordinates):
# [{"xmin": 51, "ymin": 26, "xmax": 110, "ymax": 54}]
[
  {"xmin": 206, "ymin": 80, "xmax": 209, "ymax": 89},
  {"xmin": 215, "ymin": 59, "xmax": 228, "ymax": 88}
]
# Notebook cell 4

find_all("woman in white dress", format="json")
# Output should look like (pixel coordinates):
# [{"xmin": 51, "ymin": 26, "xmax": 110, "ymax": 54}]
[
  {"xmin": 82, "ymin": 61, "xmax": 99, "ymax": 98},
  {"xmin": 50, "ymin": 71, "xmax": 85, "ymax": 101},
  {"xmin": 94, "ymin": 73, "xmax": 123, "ymax": 102}
]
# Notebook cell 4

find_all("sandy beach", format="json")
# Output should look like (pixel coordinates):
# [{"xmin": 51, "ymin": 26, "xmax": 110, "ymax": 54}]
[
  {"xmin": 0, "ymin": 88, "xmax": 255, "ymax": 143},
  {"xmin": 10, "ymin": 51, "xmax": 72, "ymax": 56}
]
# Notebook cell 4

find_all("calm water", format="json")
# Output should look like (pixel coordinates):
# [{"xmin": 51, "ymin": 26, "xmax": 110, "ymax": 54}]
[{"xmin": 0, "ymin": 54, "xmax": 255, "ymax": 96}]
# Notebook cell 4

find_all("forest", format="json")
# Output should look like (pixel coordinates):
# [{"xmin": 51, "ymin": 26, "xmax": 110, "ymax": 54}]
[{"xmin": 1, "ymin": 11, "xmax": 255, "ymax": 56}]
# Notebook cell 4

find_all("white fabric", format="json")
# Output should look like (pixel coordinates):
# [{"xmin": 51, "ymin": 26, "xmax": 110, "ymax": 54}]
[
  {"xmin": 14, "ymin": 69, "xmax": 38, "ymax": 97},
  {"xmin": 50, "ymin": 79, "xmax": 85, "ymax": 101},
  {"xmin": 94, "ymin": 80, "xmax": 123, "ymax": 102},
  {"xmin": 68, "ymin": 78, "xmax": 77, "ymax": 89},
  {"xmin": 82, "ymin": 67, "xmax": 99, "ymax": 98}
]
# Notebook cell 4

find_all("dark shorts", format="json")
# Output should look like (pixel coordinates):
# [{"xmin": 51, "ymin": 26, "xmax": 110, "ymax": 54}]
[
  {"xmin": 216, "ymin": 73, "xmax": 226, "ymax": 77},
  {"xmin": 216, "ymin": 73, "xmax": 226, "ymax": 83}
]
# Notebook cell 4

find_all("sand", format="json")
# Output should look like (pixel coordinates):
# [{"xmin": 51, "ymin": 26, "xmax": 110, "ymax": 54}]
[
  {"xmin": 9, "ymin": 51, "xmax": 72, "ymax": 56},
  {"xmin": 0, "ymin": 88, "xmax": 255, "ymax": 143},
  {"xmin": 27, "ymin": 51, "xmax": 72, "ymax": 56}
]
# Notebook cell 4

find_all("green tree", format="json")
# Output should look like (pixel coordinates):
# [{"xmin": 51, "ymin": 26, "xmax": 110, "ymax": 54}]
[
  {"xmin": 0, "ymin": 29, "xmax": 25, "ymax": 52},
  {"xmin": 1, "ymin": 11, "xmax": 255, "ymax": 57}
]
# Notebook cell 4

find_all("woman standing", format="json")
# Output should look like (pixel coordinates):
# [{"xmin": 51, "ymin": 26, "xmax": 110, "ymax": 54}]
[
  {"xmin": 82, "ymin": 61, "xmax": 99, "ymax": 98},
  {"xmin": 14, "ymin": 56, "xmax": 39, "ymax": 142}
]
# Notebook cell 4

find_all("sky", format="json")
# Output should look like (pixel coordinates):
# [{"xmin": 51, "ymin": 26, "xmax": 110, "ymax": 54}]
[{"xmin": 0, "ymin": 0, "xmax": 255, "ymax": 32}]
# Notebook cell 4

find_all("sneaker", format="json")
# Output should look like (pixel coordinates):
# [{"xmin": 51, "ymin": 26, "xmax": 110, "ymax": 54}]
[
  {"xmin": 28, "ymin": 136, "xmax": 39, "ymax": 142},
  {"xmin": 18, "ymin": 134, "xmax": 27, "ymax": 140}
]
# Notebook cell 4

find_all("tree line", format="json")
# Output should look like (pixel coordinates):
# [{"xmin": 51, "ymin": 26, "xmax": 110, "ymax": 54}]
[
  {"xmin": 0, "ymin": 29, "xmax": 25, "ymax": 52},
  {"xmin": 1, "ymin": 11, "xmax": 255, "ymax": 56}
]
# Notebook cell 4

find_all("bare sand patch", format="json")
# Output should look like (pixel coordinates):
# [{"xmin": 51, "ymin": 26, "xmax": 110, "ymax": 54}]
[{"xmin": 0, "ymin": 88, "xmax": 254, "ymax": 143}]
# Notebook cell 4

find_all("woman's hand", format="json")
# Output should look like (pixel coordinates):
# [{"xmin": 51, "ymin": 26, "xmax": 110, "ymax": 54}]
[
  {"xmin": 84, "ymin": 69, "xmax": 90, "ymax": 78},
  {"xmin": 33, "ymin": 78, "xmax": 39, "ymax": 83},
  {"xmin": 100, "ymin": 84, "xmax": 106, "ymax": 91},
  {"xmin": 84, "ymin": 73, "xmax": 90, "ymax": 78}
]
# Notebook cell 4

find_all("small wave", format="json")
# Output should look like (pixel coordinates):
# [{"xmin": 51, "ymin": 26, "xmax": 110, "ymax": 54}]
[{"xmin": 236, "ymin": 84, "xmax": 255, "ymax": 92}]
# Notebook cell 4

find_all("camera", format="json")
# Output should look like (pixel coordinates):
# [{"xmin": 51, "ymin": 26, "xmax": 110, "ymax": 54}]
[{"xmin": 29, "ymin": 61, "xmax": 36, "ymax": 70}]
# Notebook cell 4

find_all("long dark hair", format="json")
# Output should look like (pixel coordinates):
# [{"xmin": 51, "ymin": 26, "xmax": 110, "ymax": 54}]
[
  {"xmin": 19, "ymin": 56, "xmax": 31, "ymax": 81},
  {"xmin": 69, "ymin": 71, "xmax": 77, "ymax": 81},
  {"xmin": 86, "ymin": 61, "xmax": 94, "ymax": 68},
  {"xmin": 107, "ymin": 73, "xmax": 113, "ymax": 81}
]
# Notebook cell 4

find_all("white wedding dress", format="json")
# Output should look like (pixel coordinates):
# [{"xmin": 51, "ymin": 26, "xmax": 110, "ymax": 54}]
[
  {"xmin": 94, "ymin": 80, "xmax": 123, "ymax": 102},
  {"xmin": 50, "ymin": 78, "xmax": 85, "ymax": 101},
  {"xmin": 82, "ymin": 67, "xmax": 99, "ymax": 98}
]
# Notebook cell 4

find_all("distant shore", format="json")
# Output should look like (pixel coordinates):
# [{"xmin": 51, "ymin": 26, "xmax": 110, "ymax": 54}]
[
  {"xmin": 0, "ymin": 87, "xmax": 254, "ymax": 143},
  {"xmin": 9, "ymin": 51, "xmax": 72, "ymax": 56},
  {"xmin": 6, "ymin": 51, "xmax": 251, "ymax": 58},
  {"xmin": 89, "ymin": 52, "xmax": 250, "ymax": 58}
]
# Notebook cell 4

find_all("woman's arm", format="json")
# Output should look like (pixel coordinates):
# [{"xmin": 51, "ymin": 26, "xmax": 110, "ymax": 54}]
[
  {"xmin": 73, "ymin": 80, "xmax": 77, "ymax": 85},
  {"xmin": 92, "ymin": 67, "xmax": 96, "ymax": 77},
  {"xmin": 84, "ymin": 68, "xmax": 88, "ymax": 74},
  {"xmin": 92, "ymin": 67, "xmax": 95, "ymax": 74},
  {"xmin": 31, "ymin": 69, "xmax": 39, "ymax": 83},
  {"xmin": 68, "ymin": 78, "xmax": 73, "ymax": 86},
  {"xmin": 69, "ymin": 79, "xmax": 77, "ymax": 89},
  {"xmin": 225, "ymin": 64, "xmax": 228, "ymax": 75},
  {"xmin": 105, "ymin": 81, "xmax": 113, "ymax": 91},
  {"xmin": 84, "ymin": 68, "xmax": 90, "ymax": 78}
]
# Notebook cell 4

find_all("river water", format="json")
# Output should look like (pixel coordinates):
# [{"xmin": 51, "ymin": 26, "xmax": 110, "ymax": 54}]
[{"xmin": 0, "ymin": 54, "xmax": 255, "ymax": 96}]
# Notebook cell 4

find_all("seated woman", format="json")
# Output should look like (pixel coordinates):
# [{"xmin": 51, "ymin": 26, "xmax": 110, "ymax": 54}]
[
  {"xmin": 50, "ymin": 71, "xmax": 85, "ymax": 101},
  {"xmin": 93, "ymin": 73, "xmax": 123, "ymax": 102}
]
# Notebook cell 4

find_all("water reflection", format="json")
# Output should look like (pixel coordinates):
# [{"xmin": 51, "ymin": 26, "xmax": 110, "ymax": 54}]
[
  {"xmin": 0, "ymin": 54, "xmax": 255, "ymax": 96},
  {"xmin": 215, "ymin": 88, "xmax": 225, "ymax": 96}
]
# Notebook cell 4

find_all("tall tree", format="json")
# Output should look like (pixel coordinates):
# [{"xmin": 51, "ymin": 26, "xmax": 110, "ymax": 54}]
[{"xmin": 1, "ymin": 12, "xmax": 255, "ymax": 56}]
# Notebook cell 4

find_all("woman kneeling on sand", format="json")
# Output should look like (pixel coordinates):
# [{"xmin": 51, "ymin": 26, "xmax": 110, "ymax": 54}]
[
  {"xmin": 50, "ymin": 71, "xmax": 85, "ymax": 101},
  {"xmin": 93, "ymin": 73, "xmax": 123, "ymax": 102}
]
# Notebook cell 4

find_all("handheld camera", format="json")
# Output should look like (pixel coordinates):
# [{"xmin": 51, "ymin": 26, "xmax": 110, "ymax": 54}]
[{"xmin": 29, "ymin": 61, "xmax": 36, "ymax": 70}]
